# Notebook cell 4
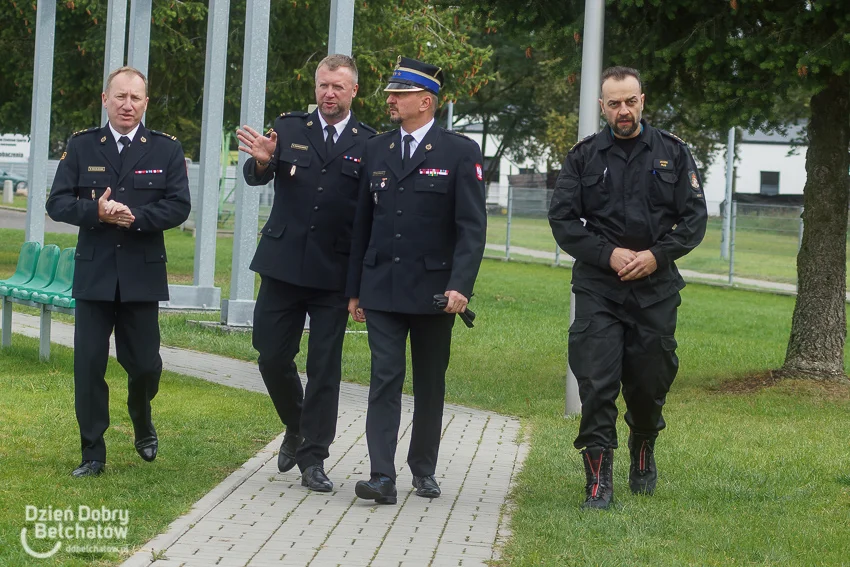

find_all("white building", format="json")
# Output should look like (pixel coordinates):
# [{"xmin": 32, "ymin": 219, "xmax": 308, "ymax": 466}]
[{"xmin": 701, "ymin": 124, "xmax": 807, "ymax": 216}]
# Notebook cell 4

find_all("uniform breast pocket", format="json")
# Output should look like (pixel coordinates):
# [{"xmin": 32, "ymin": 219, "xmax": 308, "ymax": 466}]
[
  {"xmin": 338, "ymin": 161, "xmax": 361, "ymax": 196},
  {"xmin": 371, "ymin": 179, "xmax": 389, "ymax": 214},
  {"xmin": 580, "ymin": 171, "xmax": 608, "ymax": 212},
  {"xmin": 134, "ymin": 172, "xmax": 166, "ymax": 190},
  {"xmin": 413, "ymin": 176, "xmax": 449, "ymax": 216},
  {"xmin": 77, "ymin": 172, "xmax": 112, "ymax": 199},
  {"xmin": 278, "ymin": 149, "xmax": 312, "ymax": 181},
  {"xmin": 650, "ymin": 170, "xmax": 678, "ymax": 206}
]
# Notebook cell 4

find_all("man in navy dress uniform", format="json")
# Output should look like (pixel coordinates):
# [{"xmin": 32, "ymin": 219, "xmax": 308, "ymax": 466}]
[
  {"xmin": 47, "ymin": 66, "xmax": 191, "ymax": 477},
  {"xmin": 347, "ymin": 57, "xmax": 487, "ymax": 504},
  {"xmin": 236, "ymin": 54, "xmax": 375, "ymax": 492}
]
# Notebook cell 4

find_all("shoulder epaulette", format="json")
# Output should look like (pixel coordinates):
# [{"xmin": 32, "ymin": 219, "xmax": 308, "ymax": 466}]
[
  {"xmin": 443, "ymin": 129, "xmax": 474, "ymax": 142},
  {"xmin": 373, "ymin": 129, "xmax": 396, "ymax": 139},
  {"xmin": 279, "ymin": 111, "xmax": 310, "ymax": 119},
  {"xmin": 150, "ymin": 130, "xmax": 178, "ymax": 141},
  {"xmin": 569, "ymin": 133, "xmax": 596, "ymax": 152},
  {"xmin": 659, "ymin": 129, "xmax": 688, "ymax": 145},
  {"xmin": 72, "ymin": 127, "xmax": 99, "ymax": 137},
  {"xmin": 358, "ymin": 122, "xmax": 377, "ymax": 134}
]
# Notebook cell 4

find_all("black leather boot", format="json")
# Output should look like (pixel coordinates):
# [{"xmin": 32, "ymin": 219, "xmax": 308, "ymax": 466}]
[
  {"xmin": 628, "ymin": 432, "xmax": 657, "ymax": 495},
  {"xmin": 581, "ymin": 446, "xmax": 614, "ymax": 509}
]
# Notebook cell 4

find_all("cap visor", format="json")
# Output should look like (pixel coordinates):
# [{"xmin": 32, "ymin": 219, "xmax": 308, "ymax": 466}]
[{"xmin": 384, "ymin": 82, "xmax": 425, "ymax": 92}]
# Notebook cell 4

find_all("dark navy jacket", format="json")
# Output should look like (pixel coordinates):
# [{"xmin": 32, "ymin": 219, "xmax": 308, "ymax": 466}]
[{"xmin": 244, "ymin": 109, "xmax": 375, "ymax": 291}]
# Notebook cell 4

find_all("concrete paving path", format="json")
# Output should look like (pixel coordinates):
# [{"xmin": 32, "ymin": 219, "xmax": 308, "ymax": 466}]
[{"xmin": 6, "ymin": 312, "xmax": 527, "ymax": 567}]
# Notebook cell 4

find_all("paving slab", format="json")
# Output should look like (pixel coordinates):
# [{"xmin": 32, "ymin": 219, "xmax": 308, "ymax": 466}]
[{"xmin": 5, "ymin": 313, "xmax": 527, "ymax": 566}]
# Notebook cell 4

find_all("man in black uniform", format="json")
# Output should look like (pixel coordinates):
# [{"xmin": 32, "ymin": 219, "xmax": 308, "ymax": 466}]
[
  {"xmin": 347, "ymin": 57, "xmax": 487, "ymax": 504},
  {"xmin": 235, "ymin": 54, "xmax": 375, "ymax": 492},
  {"xmin": 46, "ymin": 66, "xmax": 191, "ymax": 477},
  {"xmin": 548, "ymin": 66, "xmax": 707, "ymax": 509}
]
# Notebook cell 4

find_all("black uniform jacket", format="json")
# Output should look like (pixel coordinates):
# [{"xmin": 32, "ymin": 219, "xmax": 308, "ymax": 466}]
[
  {"xmin": 244, "ymin": 110, "xmax": 375, "ymax": 291},
  {"xmin": 346, "ymin": 124, "xmax": 488, "ymax": 314},
  {"xmin": 46, "ymin": 124, "xmax": 191, "ymax": 302},
  {"xmin": 549, "ymin": 120, "xmax": 707, "ymax": 308}
]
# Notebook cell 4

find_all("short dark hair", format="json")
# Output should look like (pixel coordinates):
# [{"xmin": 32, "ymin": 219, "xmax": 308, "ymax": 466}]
[
  {"xmin": 315, "ymin": 54, "xmax": 359, "ymax": 84},
  {"xmin": 600, "ymin": 66, "xmax": 642, "ymax": 92}
]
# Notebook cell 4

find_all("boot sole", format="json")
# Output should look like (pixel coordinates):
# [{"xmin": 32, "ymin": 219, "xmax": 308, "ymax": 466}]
[{"xmin": 629, "ymin": 481, "xmax": 656, "ymax": 495}]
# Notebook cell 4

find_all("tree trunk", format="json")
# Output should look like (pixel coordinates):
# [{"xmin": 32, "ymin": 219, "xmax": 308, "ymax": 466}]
[{"xmin": 781, "ymin": 74, "xmax": 850, "ymax": 381}]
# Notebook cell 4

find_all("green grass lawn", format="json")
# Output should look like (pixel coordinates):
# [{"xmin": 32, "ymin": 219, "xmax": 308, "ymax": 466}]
[
  {"xmin": 2, "ymin": 228, "xmax": 850, "ymax": 565},
  {"xmin": 0, "ymin": 338, "xmax": 280, "ymax": 567}
]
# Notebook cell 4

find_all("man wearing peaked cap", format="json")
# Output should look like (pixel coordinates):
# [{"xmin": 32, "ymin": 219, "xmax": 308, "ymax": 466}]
[
  {"xmin": 46, "ymin": 66, "xmax": 191, "ymax": 478},
  {"xmin": 236, "ymin": 54, "xmax": 375, "ymax": 493},
  {"xmin": 347, "ymin": 56, "xmax": 487, "ymax": 504}
]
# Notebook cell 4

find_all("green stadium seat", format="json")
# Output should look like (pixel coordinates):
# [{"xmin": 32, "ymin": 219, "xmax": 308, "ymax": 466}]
[
  {"xmin": 8, "ymin": 244, "xmax": 60, "ymax": 300},
  {"xmin": 53, "ymin": 295, "xmax": 76, "ymax": 309},
  {"xmin": 31, "ymin": 247, "xmax": 76, "ymax": 305},
  {"xmin": 0, "ymin": 241, "xmax": 41, "ymax": 295}
]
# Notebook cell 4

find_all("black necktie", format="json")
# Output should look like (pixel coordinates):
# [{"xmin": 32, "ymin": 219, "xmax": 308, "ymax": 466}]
[
  {"xmin": 325, "ymin": 125, "xmax": 336, "ymax": 156},
  {"xmin": 402, "ymin": 134, "xmax": 414, "ymax": 168},
  {"xmin": 118, "ymin": 136, "xmax": 131, "ymax": 161}
]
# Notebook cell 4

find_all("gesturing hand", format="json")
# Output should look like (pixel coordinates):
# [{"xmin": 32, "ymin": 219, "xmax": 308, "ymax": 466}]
[{"xmin": 236, "ymin": 125, "xmax": 277, "ymax": 167}]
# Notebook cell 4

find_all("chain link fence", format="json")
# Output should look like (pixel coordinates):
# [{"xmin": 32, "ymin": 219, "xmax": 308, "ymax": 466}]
[{"xmin": 484, "ymin": 184, "xmax": 845, "ymax": 289}]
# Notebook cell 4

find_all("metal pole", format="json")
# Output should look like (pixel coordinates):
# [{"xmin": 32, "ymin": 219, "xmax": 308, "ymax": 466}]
[
  {"xmin": 222, "ymin": 0, "xmax": 270, "ymax": 327},
  {"xmin": 127, "ymin": 0, "xmax": 152, "ymax": 76},
  {"xmin": 565, "ymin": 0, "xmax": 604, "ymax": 417},
  {"xmin": 25, "ymin": 0, "xmax": 57, "ymax": 245},
  {"xmin": 446, "ymin": 100, "xmax": 454, "ymax": 130},
  {"xmin": 167, "ymin": 0, "xmax": 229, "ymax": 309},
  {"xmin": 328, "ymin": 0, "xmax": 355, "ymax": 56},
  {"xmin": 505, "ymin": 185, "xmax": 513, "ymax": 261},
  {"xmin": 721, "ymin": 127, "xmax": 735, "ymax": 259},
  {"xmin": 101, "ymin": 0, "xmax": 128, "ymax": 126},
  {"xmin": 554, "ymin": 242, "xmax": 561, "ymax": 266},
  {"xmin": 728, "ymin": 201, "xmax": 737, "ymax": 285},
  {"xmin": 798, "ymin": 205, "xmax": 804, "ymax": 252}
]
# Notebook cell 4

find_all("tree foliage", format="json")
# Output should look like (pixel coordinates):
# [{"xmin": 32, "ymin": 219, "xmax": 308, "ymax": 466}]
[
  {"xmin": 457, "ymin": 0, "xmax": 850, "ymax": 379},
  {"xmin": 0, "ymin": 0, "xmax": 492, "ymax": 158}
]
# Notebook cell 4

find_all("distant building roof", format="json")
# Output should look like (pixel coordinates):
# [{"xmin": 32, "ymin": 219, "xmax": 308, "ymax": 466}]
[{"xmin": 741, "ymin": 121, "xmax": 807, "ymax": 144}]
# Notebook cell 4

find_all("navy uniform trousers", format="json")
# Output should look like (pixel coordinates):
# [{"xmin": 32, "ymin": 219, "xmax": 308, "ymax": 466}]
[
  {"xmin": 252, "ymin": 277, "xmax": 349, "ymax": 470},
  {"xmin": 364, "ymin": 310, "xmax": 455, "ymax": 483}
]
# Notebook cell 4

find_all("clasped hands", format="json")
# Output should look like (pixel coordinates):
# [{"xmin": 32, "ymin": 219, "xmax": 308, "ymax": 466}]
[
  {"xmin": 610, "ymin": 247, "xmax": 657, "ymax": 281},
  {"xmin": 97, "ymin": 187, "xmax": 134, "ymax": 228}
]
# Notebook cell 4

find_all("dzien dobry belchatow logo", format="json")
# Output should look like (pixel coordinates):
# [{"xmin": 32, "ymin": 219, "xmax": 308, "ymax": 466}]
[{"xmin": 21, "ymin": 505, "xmax": 130, "ymax": 558}]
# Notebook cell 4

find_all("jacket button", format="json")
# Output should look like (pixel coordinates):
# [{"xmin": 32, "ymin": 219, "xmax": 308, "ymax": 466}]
[
  {"xmin": 394, "ymin": 233, "xmax": 401, "ymax": 239},
  {"xmin": 116, "ymin": 244, "xmax": 122, "ymax": 249},
  {"xmin": 310, "ymin": 225, "xmax": 316, "ymax": 231},
  {"xmin": 398, "ymin": 186, "xmax": 405, "ymax": 192},
  {"xmin": 118, "ymin": 187, "xmax": 125, "ymax": 192},
  {"xmin": 313, "ymin": 206, "xmax": 319, "ymax": 211},
  {"xmin": 393, "ymin": 257, "xmax": 400, "ymax": 263},
  {"xmin": 396, "ymin": 210, "xmax": 402, "ymax": 216},
  {"xmin": 430, "ymin": 183, "xmax": 435, "ymax": 188},
  {"xmin": 321, "ymin": 168, "xmax": 327, "ymax": 174},
  {"xmin": 267, "ymin": 228, "xmax": 272, "ymax": 233},
  {"xmin": 441, "ymin": 261, "xmax": 447, "ymax": 266},
  {"xmin": 160, "ymin": 255, "xmax": 164, "ymax": 259},
  {"xmin": 317, "ymin": 187, "xmax": 324, "ymax": 192}
]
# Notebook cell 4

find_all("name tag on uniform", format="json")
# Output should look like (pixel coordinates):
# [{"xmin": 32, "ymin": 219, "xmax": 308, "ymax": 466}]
[
  {"xmin": 290, "ymin": 143, "xmax": 309, "ymax": 151},
  {"xmin": 87, "ymin": 166, "xmax": 106, "ymax": 172},
  {"xmin": 653, "ymin": 159, "xmax": 673, "ymax": 171},
  {"xmin": 372, "ymin": 170, "xmax": 386, "ymax": 177}
]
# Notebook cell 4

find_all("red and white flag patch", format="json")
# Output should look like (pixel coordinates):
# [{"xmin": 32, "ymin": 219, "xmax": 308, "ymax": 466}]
[{"xmin": 475, "ymin": 163, "xmax": 484, "ymax": 181}]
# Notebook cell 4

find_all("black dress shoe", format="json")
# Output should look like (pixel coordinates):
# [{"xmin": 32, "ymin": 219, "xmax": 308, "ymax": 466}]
[
  {"xmin": 72, "ymin": 461, "xmax": 105, "ymax": 478},
  {"xmin": 412, "ymin": 475, "xmax": 441, "ymax": 498},
  {"xmin": 301, "ymin": 464, "xmax": 333, "ymax": 492},
  {"xmin": 135, "ymin": 436, "xmax": 158, "ymax": 462},
  {"xmin": 277, "ymin": 430, "xmax": 302, "ymax": 473},
  {"xmin": 355, "ymin": 474, "xmax": 397, "ymax": 504}
]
